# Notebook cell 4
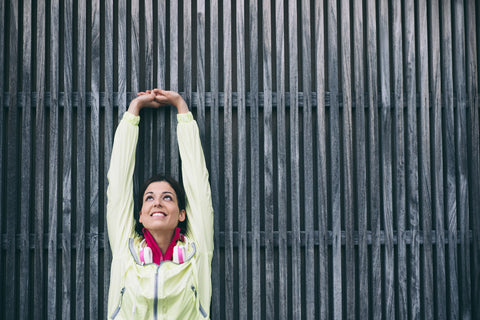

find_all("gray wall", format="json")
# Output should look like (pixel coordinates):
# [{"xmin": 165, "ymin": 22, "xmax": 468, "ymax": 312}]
[{"xmin": 1, "ymin": 0, "xmax": 479, "ymax": 319}]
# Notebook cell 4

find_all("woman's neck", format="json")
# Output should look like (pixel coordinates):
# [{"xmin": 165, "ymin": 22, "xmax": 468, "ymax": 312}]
[{"xmin": 148, "ymin": 229, "xmax": 175, "ymax": 255}]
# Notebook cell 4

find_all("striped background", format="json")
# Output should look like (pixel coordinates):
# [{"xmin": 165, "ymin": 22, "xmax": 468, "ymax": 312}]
[{"xmin": 1, "ymin": 0, "xmax": 479, "ymax": 319}]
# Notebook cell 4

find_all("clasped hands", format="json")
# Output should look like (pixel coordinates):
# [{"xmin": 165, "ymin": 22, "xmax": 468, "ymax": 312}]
[{"xmin": 128, "ymin": 89, "xmax": 189, "ymax": 116}]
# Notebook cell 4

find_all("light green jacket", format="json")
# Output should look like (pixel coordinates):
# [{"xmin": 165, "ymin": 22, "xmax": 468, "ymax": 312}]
[{"xmin": 106, "ymin": 111, "xmax": 214, "ymax": 319}]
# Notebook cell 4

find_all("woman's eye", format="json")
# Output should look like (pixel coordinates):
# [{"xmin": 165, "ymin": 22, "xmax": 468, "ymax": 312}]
[
  {"xmin": 164, "ymin": 195, "xmax": 172, "ymax": 201},
  {"xmin": 145, "ymin": 196, "xmax": 153, "ymax": 201}
]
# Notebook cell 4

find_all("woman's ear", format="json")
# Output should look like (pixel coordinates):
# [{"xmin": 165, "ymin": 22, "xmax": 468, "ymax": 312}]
[
  {"xmin": 138, "ymin": 210, "xmax": 143, "ymax": 223},
  {"xmin": 178, "ymin": 209, "xmax": 186, "ymax": 222}
]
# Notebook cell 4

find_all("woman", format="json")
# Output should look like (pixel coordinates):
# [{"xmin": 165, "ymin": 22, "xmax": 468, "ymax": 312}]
[{"xmin": 106, "ymin": 89, "xmax": 213, "ymax": 319}]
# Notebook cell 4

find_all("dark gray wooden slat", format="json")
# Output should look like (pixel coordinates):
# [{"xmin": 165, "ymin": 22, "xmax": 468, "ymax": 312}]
[
  {"xmin": 453, "ymin": 3, "xmax": 472, "ymax": 318},
  {"xmin": 314, "ymin": 2, "xmax": 328, "ymax": 319},
  {"xmin": 89, "ymin": 1, "xmax": 101, "ymax": 318},
  {"xmin": 196, "ymin": 1, "xmax": 206, "ymax": 140},
  {"xmin": 261, "ymin": 1, "xmax": 275, "ymax": 318},
  {"xmin": 428, "ymin": 1, "xmax": 446, "ymax": 318},
  {"xmin": 289, "ymin": 1, "xmax": 302, "ymax": 318},
  {"xmin": 34, "ymin": 1, "xmax": 47, "ymax": 318},
  {"xmin": 19, "ymin": 0, "xmax": 32, "ymax": 318},
  {"xmin": 353, "ymin": 1, "xmax": 368, "ymax": 319},
  {"xmin": 339, "ymin": 2, "xmax": 355, "ymax": 319},
  {"xmin": 6, "ymin": 1, "xmax": 19, "ymax": 319},
  {"xmin": 183, "ymin": 0, "xmax": 192, "ymax": 107},
  {"xmin": 169, "ymin": 0, "xmax": 179, "ymax": 178},
  {"xmin": 209, "ymin": 1, "xmax": 221, "ymax": 317},
  {"xmin": 465, "ymin": 0, "xmax": 480, "ymax": 315},
  {"xmin": 47, "ymin": 2, "xmax": 60, "ymax": 318},
  {"xmin": 155, "ymin": 0, "xmax": 167, "ymax": 175},
  {"xmin": 327, "ymin": 1, "xmax": 342, "ymax": 319},
  {"xmin": 392, "ymin": 1, "xmax": 407, "ymax": 319},
  {"xmin": 117, "ymin": 0, "xmax": 127, "ymax": 118},
  {"xmin": 440, "ymin": 1, "xmax": 459, "ymax": 318},
  {"xmin": 378, "ymin": 1, "xmax": 395, "ymax": 318},
  {"xmin": 365, "ymin": 1, "xmax": 382, "ymax": 319},
  {"xmin": 417, "ymin": 1, "xmax": 434, "ymax": 319},
  {"xmin": 104, "ymin": 0, "xmax": 114, "ymax": 316},
  {"xmin": 249, "ymin": 0, "xmax": 261, "ymax": 318},
  {"xmin": 75, "ymin": 0, "xmax": 87, "ymax": 318},
  {"xmin": 62, "ymin": 0, "xmax": 73, "ymax": 318},
  {"xmin": 404, "ymin": 1, "xmax": 421, "ymax": 318},
  {"xmin": 236, "ymin": 1, "xmax": 248, "ymax": 318},
  {"xmin": 0, "ymin": 0, "xmax": 4, "ymax": 312},
  {"xmin": 301, "ymin": 1, "xmax": 315, "ymax": 318},
  {"xmin": 223, "ymin": 1, "xmax": 234, "ymax": 318}
]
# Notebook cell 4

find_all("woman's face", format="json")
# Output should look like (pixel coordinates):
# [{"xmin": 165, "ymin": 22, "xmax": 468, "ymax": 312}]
[{"xmin": 139, "ymin": 181, "xmax": 185, "ymax": 233}]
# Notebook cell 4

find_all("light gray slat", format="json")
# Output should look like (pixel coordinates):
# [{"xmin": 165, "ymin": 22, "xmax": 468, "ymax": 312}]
[
  {"xmin": 183, "ymin": 0, "xmax": 192, "ymax": 107},
  {"xmin": 262, "ymin": 0, "xmax": 274, "ymax": 318},
  {"xmin": 365, "ymin": 1, "xmax": 382, "ymax": 319},
  {"xmin": 75, "ymin": 0, "xmax": 87, "ymax": 317},
  {"xmin": 196, "ymin": 1, "xmax": 206, "ymax": 139},
  {"xmin": 428, "ymin": 1, "xmax": 446, "ymax": 318},
  {"xmin": 453, "ymin": 3, "xmax": 472, "ymax": 318},
  {"xmin": 155, "ymin": 0, "xmax": 167, "ymax": 176},
  {"xmin": 314, "ymin": 1, "xmax": 328, "ymax": 318},
  {"xmin": 209, "ymin": 1, "xmax": 221, "ymax": 317},
  {"xmin": 145, "ymin": 0, "xmax": 154, "ymax": 89},
  {"xmin": 6, "ymin": 1, "xmax": 19, "ymax": 318},
  {"xmin": 327, "ymin": 1, "xmax": 341, "ymax": 319},
  {"xmin": 340, "ymin": 2, "xmax": 355, "ymax": 319},
  {"xmin": 378, "ymin": 1, "xmax": 395, "ymax": 318},
  {"xmin": 117, "ymin": 0, "xmax": 127, "ymax": 118},
  {"xmin": 89, "ymin": 1, "xmax": 101, "ymax": 318},
  {"xmin": 404, "ymin": 1, "xmax": 421, "ymax": 318},
  {"xmin": 392, "ymin": 1, "xmax": 407, "ymax": 319},
  {"xmin": 142, "ymin": 1, "xmax": 154, "ymax": 180},
  {"xmin": 19, "ymin": 0, "xmax": 32, "ymax": 318},
  {"xmin": 236, "ymin": 1, "xmax": 248, "ymax": 319},
  {"xmin": 47, "ymin": 2, "xmax": 60, "ymax": 318},
  {"xmin": 169, "ymin": 0, "xmax": 179, "ymax": 178},
  {"xmin": 417, "ymin": 1, "xmax": 434, "ymax": 318},
  {"xmin": 62, "ymin": 0, "xmax": 73, "ymax": 318},
  {"xmin": 353, "ymin": 1, "xmax": 367, "ymax": 319},
  {"xmin": 104, "ymin": 0, "xmax": 114, "ymax": 316},
  {"xmin": 289, "ymin": 0, "xmax": 302, "ymax": 318},
  {"xmin": 34, "ymin": 1, "xmax": 47, "ymax": 318},
  {"xmin": 156, "ymin": 0, "xmax": 166, "ymax": 88},
  {"xmin": 301, "ymin": 1, "xmax": 315, "ymax": 318},
  {"xmin": 223, "ymin": 1, "xmax": 234, "ymax": 318},
  {"xmin": 440, "ymin": 1, "xmax": 459, "ymax": 317},
  {"xmin": 130, "ymin": 0, "xmax": 140, "ymax": 92},
  {"xmin": 466, "ymin": 0, "xmax": 480, "ymax": 315},
  {"xmin": 249, "ymin": 0, "xmax": 261, "ymax": 318}
]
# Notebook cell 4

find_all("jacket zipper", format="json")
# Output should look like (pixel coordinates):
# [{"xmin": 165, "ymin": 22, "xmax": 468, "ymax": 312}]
[
  {"xmin": 154, "ymin": 264, "xmax": 161, "ymax": 320},
  {"xmin": 191, "ymin": 285, "xmax": 208, "ymax": 318},
  {"xmin": 110, "ymin": 287, "xmax": 126, "ymax": 319}
]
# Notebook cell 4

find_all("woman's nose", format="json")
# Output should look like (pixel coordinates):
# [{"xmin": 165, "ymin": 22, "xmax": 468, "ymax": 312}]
[{"xmin": 153, "ymin": 198, "xmax": 163, "ymax": 207}]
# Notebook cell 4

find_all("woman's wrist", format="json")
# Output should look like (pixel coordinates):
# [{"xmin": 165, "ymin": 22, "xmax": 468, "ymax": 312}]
[
  {"xmin": 175, "ymin": 99, "xmax": 189, "ymax": 114},
  {"xmin": 127, "ymin": 99, "xmax": 142, "ymax": 116}
]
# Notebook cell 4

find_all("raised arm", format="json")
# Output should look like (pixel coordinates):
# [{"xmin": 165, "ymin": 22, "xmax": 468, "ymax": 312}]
[{"xmin": 107, "ymin": 92, "xmax": 167, "ymax": 254}]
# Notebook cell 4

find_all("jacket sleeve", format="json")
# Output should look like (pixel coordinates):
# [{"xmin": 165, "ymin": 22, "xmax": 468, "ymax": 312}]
[
  {"xmin": 177, "ymin": 112, "xmax": 214, "ymax": 255},
  {"xmin": 106, "ymin": 112, "xmax": 140, "ymax": 255}
]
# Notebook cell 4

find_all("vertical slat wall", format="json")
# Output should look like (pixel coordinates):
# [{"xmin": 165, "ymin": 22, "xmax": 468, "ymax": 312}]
[{"xmin": 1, "ymin": 1, "xmax": 479, "ymax": 319}]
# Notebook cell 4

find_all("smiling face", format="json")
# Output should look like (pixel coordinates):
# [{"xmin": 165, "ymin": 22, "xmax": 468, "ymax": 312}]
[{"xmin": 139, "ymin": 181, "xmax": 186, "ymax": 234}]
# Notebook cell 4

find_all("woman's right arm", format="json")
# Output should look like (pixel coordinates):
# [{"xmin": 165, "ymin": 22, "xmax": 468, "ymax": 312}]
[{"xmin": 107, "ymin": 93, "xmax": 163, "ymax": 254}]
